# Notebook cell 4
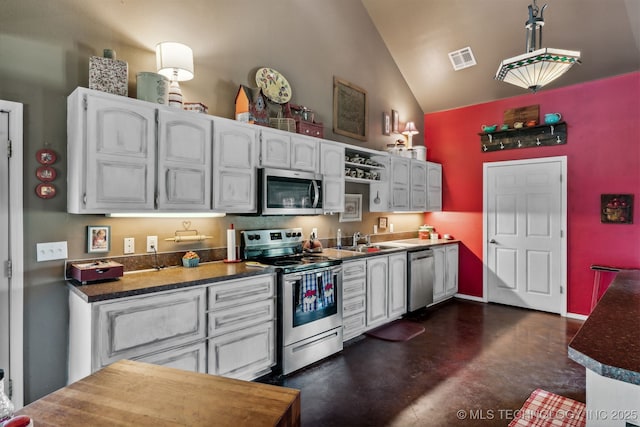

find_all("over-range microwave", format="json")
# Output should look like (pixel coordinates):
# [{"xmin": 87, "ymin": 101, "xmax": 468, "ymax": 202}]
[{"xmin": 260, "ymin": 168, "xmax": 323, "ymax": 215}]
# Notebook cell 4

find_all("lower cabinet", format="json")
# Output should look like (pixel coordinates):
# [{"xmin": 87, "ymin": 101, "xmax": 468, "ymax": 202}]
[
  {"xmin": 363, "ymin": 252, "xmax": 408, "ymax": 333},
  {"xmin": 68, "ymin": 273, "xmax": 275, "ymax": 384},
  {"xmin": 432, "ymin": 243, "xmax": 459, "ymax": 305},
  {"xmin": 342, "ymin": 259, "xmax": 367, "ymax": 341}
]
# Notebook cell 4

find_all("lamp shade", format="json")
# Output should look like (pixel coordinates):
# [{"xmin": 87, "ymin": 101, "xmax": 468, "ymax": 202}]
[
  {"xmin": 402, "ymin": 121, "xmax": 419, "ymax": 135},
  {"xmin": 495, "ymin": 47, "xmax": 580, "ymax": 92},
  {"xmin": 156, "ymin": 42, "xmax": 194, "ymax": 81}
]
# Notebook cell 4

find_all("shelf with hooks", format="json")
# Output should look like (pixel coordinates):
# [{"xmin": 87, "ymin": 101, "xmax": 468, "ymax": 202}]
[{"xmin": 479, "ymin": 122, "xmax": 567, "ymax": 152}]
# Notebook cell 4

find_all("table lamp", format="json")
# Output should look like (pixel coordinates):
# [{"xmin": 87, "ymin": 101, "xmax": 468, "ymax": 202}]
[
  {"xmin": 402, "ymin": 121, "xmax": 419, "ymax": 148},
  {"xmin": 156, "ymin": 42, "xmax": 194, "ymax": 107}
]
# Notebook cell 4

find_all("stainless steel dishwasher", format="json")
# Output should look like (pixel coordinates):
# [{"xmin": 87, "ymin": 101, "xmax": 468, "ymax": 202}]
[{"xmin": 408, "ymin": 249, "xmax": 435, "ymax": 311}]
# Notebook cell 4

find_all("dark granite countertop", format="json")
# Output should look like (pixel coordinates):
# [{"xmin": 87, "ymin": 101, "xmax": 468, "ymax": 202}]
[
  {"xmin": 568, "ymin": 270, "xmax": 640, "ymax": 385},
  {"xmin": 68, "ymin": 239, "xmax": 460, "ymax": 303}
]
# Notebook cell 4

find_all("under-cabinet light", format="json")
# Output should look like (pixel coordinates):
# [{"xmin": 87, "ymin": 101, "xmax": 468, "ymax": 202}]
[{"xmin": 106, "ymin": 213, "xmax": 226, "ymax": 218}]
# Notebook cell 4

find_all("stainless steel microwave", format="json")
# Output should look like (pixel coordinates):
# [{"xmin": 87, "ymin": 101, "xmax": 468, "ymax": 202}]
[{"xmin": 260, "ymin": 168, "xmax": 323, "ymax": 215}]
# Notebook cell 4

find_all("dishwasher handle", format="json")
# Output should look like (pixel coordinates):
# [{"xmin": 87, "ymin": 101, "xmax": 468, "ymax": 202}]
[{"xmin": 410, "ymin": 249, "xmax": 433, "ymax": 261}]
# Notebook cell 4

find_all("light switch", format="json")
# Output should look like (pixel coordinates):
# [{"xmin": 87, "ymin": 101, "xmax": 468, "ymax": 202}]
[{"xmin": 36, "ymin": 241, "xmax": 68, "ymax": 262}]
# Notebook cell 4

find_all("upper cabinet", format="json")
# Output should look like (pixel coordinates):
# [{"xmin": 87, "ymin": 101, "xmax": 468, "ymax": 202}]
[
  {"xmin": 426, "ymin": 162, "xmax": 442, "ymax": 212},
  {"xmin": 320, "ymin": 141, "xmax": 345, "ymax": 213},
  {"xmin": 212, "ymin": 117, "xmax": 258, "ymax": 213},
  {"xmin": 410, "ymin": 160, "xmax": 427, "ymax": 211},
  {"xmin": 260, "ymin": 128, "xmax": 318, "ymax": 173},
  {"xmin": 68, "ymin": 88, "xmax": 157, "ymax": 213}
]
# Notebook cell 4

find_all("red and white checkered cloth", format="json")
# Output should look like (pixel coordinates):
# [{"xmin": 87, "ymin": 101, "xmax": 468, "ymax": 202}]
[{"xmin": 508, "ymin": 388, "xmax": 586, "ymax": 427}]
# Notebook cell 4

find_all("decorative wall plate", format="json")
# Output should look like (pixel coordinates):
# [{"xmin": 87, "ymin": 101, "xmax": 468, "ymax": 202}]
[
  {"xmin": 35, "ymin": 183, "xmax": 56, "ymax": 199},
  {"xmin": 255, "ymin": 67, "xmax": 292, "ymax": 104},
  {"xmin": 36, "ymin": 165, "xmax": 57, "ymax": 182},
  {"xmin": 36, "ymin": 148, "xmax": 57, "ymax": 165}
]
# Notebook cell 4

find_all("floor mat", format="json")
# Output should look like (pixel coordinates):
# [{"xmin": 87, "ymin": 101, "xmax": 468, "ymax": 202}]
[
  {"xmin": 365, "ymin": 319, "xmax": 425, "ymax": 342},
  {"xmin": 508, "ymin": 388, "xmax": 586, "ymax": 427}
]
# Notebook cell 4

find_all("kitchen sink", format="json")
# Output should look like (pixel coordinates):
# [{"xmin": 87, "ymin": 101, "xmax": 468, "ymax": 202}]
[{"xmin": 333, "ymin": 244, "xmax": 400, "ymax": 253}]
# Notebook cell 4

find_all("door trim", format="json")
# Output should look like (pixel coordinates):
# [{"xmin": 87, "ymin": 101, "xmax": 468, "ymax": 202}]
[
  {"xmin": 1, "ymin": 101, "xmax": 24, "ymax": 407},
  {"xmin": 482, "ymin": 156, "xmax": 567, "ymax": 316}
]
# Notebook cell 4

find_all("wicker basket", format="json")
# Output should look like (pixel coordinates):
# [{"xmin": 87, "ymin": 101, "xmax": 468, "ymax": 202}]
[{"xmin": 269, "ymin": 118, "xmax": 296, "ymax": 133}]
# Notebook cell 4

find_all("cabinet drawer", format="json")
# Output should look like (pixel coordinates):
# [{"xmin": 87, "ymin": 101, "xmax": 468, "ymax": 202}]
[
  {"xmin": 208, "ymin": 321, "xmax": 276, "ymax": 381},
  {"xmin": 343, "ymin": 276, "xmax": 366, "ymax": 299},
  {"xmin": 343, "ymin": 260, "xmax": 366, "ymax": 280},
  {"xmin": 343, "ymin": 312, "xmax": 366, "ymax": 341},
  {"xmin": 96, "ymin": 288, "xmax": 206, "ymax": 367},
  {"xmin": 343, "ymin": 294, "xmax": 366, "ymax": 316},
  {"xmin": 134, "ymin": 340, "xmax": 206, "ymax": 374},
  {"xmin": 208, "ymin": 299, "xmax": 274, "ymax": 337},
  {"xmin": 208, "ymin": 274, "xmax": 274, "ymax": 310}
]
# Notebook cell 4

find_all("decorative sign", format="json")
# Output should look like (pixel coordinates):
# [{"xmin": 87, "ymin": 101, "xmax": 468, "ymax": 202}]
[{"xmin": 333, "ymin": 77, "xmax": 368, "ymax": 141}]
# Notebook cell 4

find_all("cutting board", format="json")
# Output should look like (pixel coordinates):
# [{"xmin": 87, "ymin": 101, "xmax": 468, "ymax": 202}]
[{"xmin": 503, "ymin": 105, "xmax": 539, "ymax": 126}]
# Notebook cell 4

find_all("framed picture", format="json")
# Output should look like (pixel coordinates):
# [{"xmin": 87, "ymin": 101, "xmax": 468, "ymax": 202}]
[
  {"xmin": 339, "ymin": 194, "xmax": 363, "ymax": 222},
  {"xmin": 378, "ymin": 217, "xmax": 388, "ymax": 229},
  {"xmin": 391, "ymin": 109, "xmax": 399, "ymax": 133},
  {"xmin": 87, "ymin": 225, "xmax": 111, "ymax": 253},
  {"xmin": 382, "ymin": 112, "xmax": 390, "ymax": 135},
  {"xmin": 600, "ymin": 194, "xmax": 633, "ymax": 224},
  {"xmin": 333, "ymin": 77, "xmax": 368, "ymax": 141}
]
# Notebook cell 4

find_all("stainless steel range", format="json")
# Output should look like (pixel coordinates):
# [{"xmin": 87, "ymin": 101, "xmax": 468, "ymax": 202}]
[{"xmin": 241, "ymin": 228, "xmax": 343, "ymax": 375}]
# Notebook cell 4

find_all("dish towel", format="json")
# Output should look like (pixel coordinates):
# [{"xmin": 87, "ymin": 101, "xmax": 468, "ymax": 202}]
[
  {"xmin": 322, "ymin": 270, "xmax": 335, "ymax": 306},
  {"xmin": 302, "ymin": 272, "xmax": 318, "ymax": 312}
]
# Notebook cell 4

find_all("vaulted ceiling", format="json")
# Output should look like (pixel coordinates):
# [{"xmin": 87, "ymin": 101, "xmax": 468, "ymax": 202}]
[{"xmin": 362, "ymin": 0, "xmax": 640, "ymax": 113}]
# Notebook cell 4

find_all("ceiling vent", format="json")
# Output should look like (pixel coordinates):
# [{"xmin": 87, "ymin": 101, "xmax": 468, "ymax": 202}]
[{"xmin": 448, "ymin": 46, "xmax": 476, "ymax": 71}]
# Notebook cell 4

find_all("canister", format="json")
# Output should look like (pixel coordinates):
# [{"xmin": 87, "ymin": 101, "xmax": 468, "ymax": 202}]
[
  {"xmin": 413, "ymin": 146, "xmax": 427, "ymax": 161},
  {"xmin": 136, "ymin": 72, "xmax": 169, "ymax": 105}
]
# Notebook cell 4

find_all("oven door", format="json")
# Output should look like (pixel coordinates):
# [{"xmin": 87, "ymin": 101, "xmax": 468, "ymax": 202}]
[
  {"xmin": 261, "ymin": 168, "xmax": 323, "ymax": 215},
  {"xmin": 282, "ymin": 266, "xmax": 342, "ymax": 347}
]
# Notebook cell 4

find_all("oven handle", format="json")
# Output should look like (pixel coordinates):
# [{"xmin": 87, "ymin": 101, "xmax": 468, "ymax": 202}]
[{"xmin": 284, "ymin": 266, "xmax": 342, "ymax": 283}]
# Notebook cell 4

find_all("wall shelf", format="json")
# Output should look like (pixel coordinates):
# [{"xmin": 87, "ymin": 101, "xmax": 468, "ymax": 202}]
[{"xmin": 479, "ymin": 122, "xmax": 567, "ymax": 152}]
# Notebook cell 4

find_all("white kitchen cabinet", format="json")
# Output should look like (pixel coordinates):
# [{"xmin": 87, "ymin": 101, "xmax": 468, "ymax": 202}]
[
  {"xmin": 342, "ymin": 259, "xmax": 367, "ymax": 341},
  {"xmin": 410, "ymin": 159, "xmax": 428, "ymax": 211},
  {"xmin": 390, "ymin": 156, "xmax": 411, "ymax": 210},
  {"xmin": 366, "ymin": 255, "xmax": 389, "ymax": 329},
  {"xmin": 320, "ymin": 141, "xmax": 345, "ymax": 212},
  {"xmin": 157, "ymin": 109, "xmax": 213, "ymax": 210},
  {"xmin": 213, "ymin": 117, "xmax": 259, "ymax": 213},
  {"xmin": 432, "ymin": 243, "xmax": 459, "ymax": 304},
  {"xmin": 427, "ymin": 161, "xmax": 443, "ymax": 211},
  {"xmin": 388, "ymin": 252, "xmax": 408, "ymax": 319},
  {"xmin": 68, "ymin": 273, "xmax": 276, "ymax": 384},
  {"xmin": 67, "ymin": 88, "xmax": 157, "ymax": 213},
  {"xmin": 260, "ymin": 128, "xmax": 319, "ymax": 172}
]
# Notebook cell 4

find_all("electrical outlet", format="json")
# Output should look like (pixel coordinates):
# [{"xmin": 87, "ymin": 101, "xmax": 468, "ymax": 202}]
[
  {"xmin": 124, "ymin": 237, "xmax": 135, "ymax": 254},
  {"xmin": 146, "ymin": 236, "xmax": 158, "ymax": 253}
]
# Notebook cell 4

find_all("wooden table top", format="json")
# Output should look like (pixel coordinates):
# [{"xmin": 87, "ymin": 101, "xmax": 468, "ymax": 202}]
[{"xmin": 17, "ymin": 360, "xmax": 300, "ymax": 427}]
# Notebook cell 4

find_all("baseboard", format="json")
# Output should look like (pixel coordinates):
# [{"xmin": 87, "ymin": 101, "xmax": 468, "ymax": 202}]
[
  {"xmin": 565, "ymin": 312, "xmax": 588, "ymax": 321},
  {"xmin": 454, "ymin": 293, "xmax": 486, "ymax": 303}
]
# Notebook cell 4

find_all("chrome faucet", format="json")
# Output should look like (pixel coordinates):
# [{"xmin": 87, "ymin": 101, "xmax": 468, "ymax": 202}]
[{"xmin": 352, "ymin": 231, "xmax": 362, "ymax": 247}]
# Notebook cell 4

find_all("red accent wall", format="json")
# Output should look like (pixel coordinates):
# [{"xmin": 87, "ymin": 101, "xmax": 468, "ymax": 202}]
[{"xmin": 423, "ymin": 72, "xmax": 640, "ymax": 316}]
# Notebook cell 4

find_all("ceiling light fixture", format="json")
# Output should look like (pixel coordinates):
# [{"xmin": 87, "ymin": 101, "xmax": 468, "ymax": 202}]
[{"xmin": 495, "ymin": 0, "xmax": 581, "ymax": 92}]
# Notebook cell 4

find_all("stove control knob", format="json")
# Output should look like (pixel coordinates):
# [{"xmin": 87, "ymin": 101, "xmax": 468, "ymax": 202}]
[
  {"xmin": 254, "ymin": 235, "xmax": 261, "ymax": 240},
  {"xmin": 286, "ymin": 232, "xmax": 292, "ymax": 237},
  {"xmin": 296, "ymin": 232, "xmax": 302, "ymax": 237},
  {"xmin": 248, "ymin": 235, "xmax": 255, "ymax": 240}
]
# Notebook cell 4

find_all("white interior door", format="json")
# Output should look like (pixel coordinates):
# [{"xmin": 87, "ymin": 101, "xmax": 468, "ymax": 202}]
[
  {"xmin": 0, "ymin": 101, "xmax": 24, "ymax": 408},
  {"xmin": 484, "ymin": 157, "xmax": 566, "ymax": 315}
]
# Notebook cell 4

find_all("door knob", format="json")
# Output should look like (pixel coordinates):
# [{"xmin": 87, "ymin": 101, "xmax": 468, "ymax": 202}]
[{"xmin": 489, "ymin": 239, "xmax": 497, "ymax": 244}]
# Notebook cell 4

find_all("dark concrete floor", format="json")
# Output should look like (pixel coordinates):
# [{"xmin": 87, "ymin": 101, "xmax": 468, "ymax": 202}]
[{"xmin": 260, "ymin": 299, "xmax": 586, "ymax": 426}]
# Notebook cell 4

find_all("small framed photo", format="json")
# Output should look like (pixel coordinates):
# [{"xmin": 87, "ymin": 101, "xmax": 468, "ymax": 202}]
[
  {"xmin": 378, "ymin": 217, "xmax": 388, "ymax": 229},
  {"xmin": 382, "ymin": 112, "xmax": 390, "ymax": 136},
  {"xmin": 339, "ymin": 194, "xmax": 363, "ymax": 222},
  {"xmin": 88, "ymin": 225, "xmax": 111, "ymax": 253},
  {"xmin": 391, "ymin": 110, "xmax": 399, "ymax": 133},
  {"xmin": 600, "ymin": 194, "xmax": 633, "ymax": 224}
]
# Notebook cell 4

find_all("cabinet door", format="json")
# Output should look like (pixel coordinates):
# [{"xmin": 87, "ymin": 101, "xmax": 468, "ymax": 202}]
[
  {"xmin": 213, "ymin": 118, "xmax": 258, "ymax": 212},
  {"xmin": 157, "ymin": 110, "xmax": 212, "ymax": 210},
  {"xmin": 261, "ymin": 128, "xmax": 291, "ymax": 169},
  {"xmin": 366, "ymin": 256, "xmax": 389, "ymax": 328},
  {"xmin": 432, "ymin": 246, "xmax": 446, "ymax": 303},
  {"xmin": 369, "ymin": 181, "xmax": 390, "ymax": 212},
  {"xmin": 343, "ymin": 311, "xmax": 366, "ymax": 342},
  {"xmin": 445, "ymin": 244, "xmax": 459, "ymax": 297},
  {"xmin": 410, "ymin": 160, "xmax": 427, "ymax": 211},
  {"xmin": 388, "ymin": 252, "xmax": 407, "ymax": 319},
  {"xmin": 427, "ymin": 162, "xmax": 442, "ymax": 211},
  {"xmin": 321, "ymin": 142, "xmax": 345, "ymax": 212},
  {"xmin": 95, "ymin": 288, "xmax": 206, "ymax": 368},
  {"xmin": 390, "ymin": 157, "xmax": 410, "ymax": 210},
  {"xmin": 81, "ymin": 92, "xmax": 156, "ymax": 212},
  {"xmin": 290, "ymin": 134, "xmax": 318, "ymax": 172},
  {"xmin": 207, "ymin": 321, "xmax": 275, "ymax": 381},
  {"xmin": 135, "ymin": 341, "xmax": 206, "ymax": 373}
]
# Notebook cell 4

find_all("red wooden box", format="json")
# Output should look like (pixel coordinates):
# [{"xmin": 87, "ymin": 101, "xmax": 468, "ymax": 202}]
[
  {"xmin": 296, "ymin": 120, "xmax": 324, "ymax": 138},
  {"xmin": 70, "ymin": 260, "xmax": 124, "ymax": 284}
]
